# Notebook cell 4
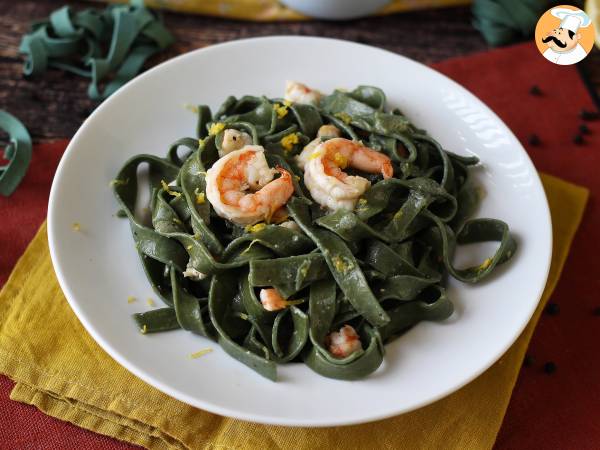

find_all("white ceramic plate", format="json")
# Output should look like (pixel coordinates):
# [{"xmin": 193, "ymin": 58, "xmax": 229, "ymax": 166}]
[{"xmin": 48, "ymin": 37, "xmax": 552, "ymax": 427}]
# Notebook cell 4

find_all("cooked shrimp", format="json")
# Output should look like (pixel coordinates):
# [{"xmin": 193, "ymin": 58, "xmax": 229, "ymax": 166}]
[
  {"xmin": 295, "ymin": 124, "xmax": 342, "ymax": 170},
  {"xmin": 219, "ymin": 129, "xmax": 252, "ymax": 157},
  {"xmin": 206, "ymin": 146, "xmax": 295, "ymax": 225},
  {"xmin": 303, "ymin": 138, "xmax": 393, "ymax": 210},
  {"xmin": 327, "ymin": 325, "xmax": 363, "ymax": 358},
  {"xmin": 279, "ymin": 220, "xmax": 301, "ymax": 232},
  {"xmin": 259, "ymin": 288, "xmax": 287, "ymax": 311},
  {"xmin": 284, "ymin": 81, "xmax": 322, "ymax": 106}
]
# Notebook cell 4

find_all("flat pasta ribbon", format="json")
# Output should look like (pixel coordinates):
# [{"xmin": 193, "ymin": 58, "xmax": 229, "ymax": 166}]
[{"xmin": 116, "ymin": 86, "xmax": 516, "ymax": 381}]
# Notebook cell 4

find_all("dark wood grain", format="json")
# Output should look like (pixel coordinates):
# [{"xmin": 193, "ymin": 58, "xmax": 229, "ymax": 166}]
[{"xmin": 0, "ymin": 0, "xmax": 598, "ymax": 141}]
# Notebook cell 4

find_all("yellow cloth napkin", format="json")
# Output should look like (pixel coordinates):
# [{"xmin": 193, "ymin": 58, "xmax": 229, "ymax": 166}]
[
  {"xmin": 0, "ymin": 173, "xmax": 588, "ymax": 450},
  {"xmin": 107, "ymin": 0, "xmax": 470, "ymax": 21}
]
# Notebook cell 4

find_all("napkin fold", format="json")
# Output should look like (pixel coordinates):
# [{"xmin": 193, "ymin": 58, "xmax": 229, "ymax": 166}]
[{"xmin": 0, "ymin": 173, "xmax": 588, "ymax": 450}]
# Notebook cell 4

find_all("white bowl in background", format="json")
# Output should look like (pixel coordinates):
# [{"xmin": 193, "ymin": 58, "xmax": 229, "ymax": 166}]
[{"xmin": 280, "ymin": 0, "xmax": 392, "ymax": 20}]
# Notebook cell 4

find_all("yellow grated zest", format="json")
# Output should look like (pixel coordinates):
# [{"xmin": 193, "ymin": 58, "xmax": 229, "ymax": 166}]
[
  {"xmin": 479, "ymin": 258, "xmax": 492, "ymax": 271},
  {"xmin": 189, "ymin": 348, "xmax": 213, "ymax": 359},
  {"xmin": 208, "ymin": 122, "xmax": 225, "ymax": 136},
  {"xmin": 172, "ymin": 217, "xmax": 182, "ymax": 225},
  {"xmin": 127, "ymin": 296, "xmax": 136, "ymax": 304},
  {"xmin": 196, "ymin": 191, "xmax": 205, "ymax": 205},
  {"xmin": 147, "ymin": 298, "xmax": 155, "ymax": 307},
  {"xmin": 71, "ymin": 222, "xmax": 81, "ymax": 232},
  {"xmin": 357, "ymin": 198, "xmax": 368, "ymax": 206},
  {"xmin": 294, "ymin": 175, "xmax": 301, "ymax": 181},
  {"xmin": 246, "ymin": 223, "xmax": 267, "ymax": 233},
  {"xmin": 160, "ymin": 180, "xmax": 181, "ymax": 197},
  {"xmin": 333, "ymin": 152, "xmax": 348, "ymax": 169},
  {"xmin": 308, "ymin": 150, "xmax": 322, "ymax": 161},
  {"xmin": 274, "ymin": 103, "xmax": 289, "ymax": 119},
  {"xmin": 183, "ymin": 103, "xmax": 199, "ymax": 113},
  {"xmin": 186, "ymin": 245, "xmax": 193, "ymax": 250},
  {"xmin": 332, "ymin": 255, "xmax": 349, "ymax": 274},
  {"xmin": 109, "ymin": 178, "xmax": 129, "ymax": 187},
  {"xmin": 198, "ymin": 137, "xmax": 206, "ymax": 148},
  {"xmin": 335, "ymin": 112, "xmax": 352, "ymax": 124},
  {"xmin": 140, "ymin": 324, "xmax": 147, "ymax": 334},
  {"xmin": 280, "ymin": 133, "xmax": 300, "ymax": 152},
  {"xmin": 283, "ymin": 100, "xmax": 292, "ymax": 107}
]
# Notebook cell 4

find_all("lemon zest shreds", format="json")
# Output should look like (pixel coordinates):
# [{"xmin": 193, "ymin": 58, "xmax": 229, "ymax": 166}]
[
  {"xmin": 109, "ymin": 178, "xmax": 129, "ymax": 187},
  {"xmin": 308, "ymin": 150, "xmax": 322, "ymax": 160},
  {"xmin": 283, "ymin": 100, "xmax": 292, "ymax": 107},
  {"xmin": 245, "ymin": 223, "xmax": 267, "ymax": 233},
  {"xmin": 147, "ymin": 298, "xmax": 155, "ymax": 307},
  {"xmin": 183, "ymin": 103, "xmax": 199, "ymax": 113},
  {"xmin": 479, "ymin": 258, "xmax": 492, "ymax": 271},
  {"xmin": 140, "ymin": 324, "xmax": 147, "ymax": 334},
  {"xmin": 160, "ymin": 180, "xmax": 181, "ymax": 197},
  {"xmin": 333, "ymin": 152, "xmax": 348, "ymax": 168},
  {"xmin": 195, "ymin": 191, "xmax": 205, "ymax": 204},
  {"xmin": 127, "ymin": 296, "xmax": 136, "ymax": 304},
  {"xmin": 335, "ymin": 112, "xmax": 352, "ymax": 124},
  {"xmin": 208, "ymin": 122, "xmax": 225, "ymax": 136},
  {"xmin": 71, "ymin": 222, "xmax": 81, "ymax": 232},
  {"xmin": 281, "ymin": 133, "xmax": 300, "ymax": 152},
  {"xmin": 274, "ymin": 103, "xmax": 289, "ymax": 119},
  {"xmin": 189, "ymin": 348, "xmax": 213, "ymax": 359},
  {"xmin": 332, "ymin": 255, "xmax": 354, "ymax": 274}
]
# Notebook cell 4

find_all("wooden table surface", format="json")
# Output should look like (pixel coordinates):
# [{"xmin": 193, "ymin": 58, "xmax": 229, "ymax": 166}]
[{"xmin": 1, "ymin": 0, "xmax": 598, "ymax": 142}]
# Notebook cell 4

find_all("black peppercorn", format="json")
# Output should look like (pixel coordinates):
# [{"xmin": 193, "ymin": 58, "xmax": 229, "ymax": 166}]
[
  {"xmin": 579, "ymin": 124, "xmax": 590, "ymax": 134},
  {"xmin": 573, "ymin": 134, "xmax": 584, "ymax": 145},
  {"xmin": 545, "ymin": 302, "xmax": 560, "ymax": 315},
  {"xmin": 529, "ymin": 85, "xmax": 542, "ymax": 96},
  {"xmin": 580, "ymin": 109, "xmax": 599, "ymax": 121},
  {"xmin": 543, "ymin": 361, "xmax": 557, "ymax": 374},
  {"xmin": 528, "ymin": 134, "xmax": 541, "ymax": 146},
  {"xmin": 523, "ymin": 354, "xmax": 534, "ymax": 367}
]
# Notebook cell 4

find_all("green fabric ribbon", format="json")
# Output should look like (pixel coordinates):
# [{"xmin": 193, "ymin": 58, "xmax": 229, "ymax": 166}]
[
  {"xmin": 19, "ymin": 0, "xmax": 174, "ymax": 100},
  {"xmin": 472, "ymin": 0, "xmax": 552, "ymax": 46}
]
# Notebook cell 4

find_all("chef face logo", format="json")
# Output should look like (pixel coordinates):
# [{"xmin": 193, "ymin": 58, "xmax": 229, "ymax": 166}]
[
  {"xmin": 535, "ymin": 5, "xmax": 595, "ymax": 65},
  {"xmin": 542, "ymin": 27, "xmax": 580, "ymax": 52}
]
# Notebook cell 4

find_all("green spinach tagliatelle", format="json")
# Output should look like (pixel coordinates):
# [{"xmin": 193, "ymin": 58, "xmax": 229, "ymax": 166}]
[{"xmin": 113, "ymin": 86, "xmax": 516, "ymax": 381}]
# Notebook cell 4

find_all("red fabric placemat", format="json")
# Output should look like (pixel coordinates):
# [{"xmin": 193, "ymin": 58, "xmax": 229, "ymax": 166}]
[{"xmin": 0, "ymin": 42, "xmax": 598, "ymax": 449}]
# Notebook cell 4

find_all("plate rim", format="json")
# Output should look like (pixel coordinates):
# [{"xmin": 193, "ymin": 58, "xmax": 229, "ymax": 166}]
[{"xmin": 47, "ymin": 35, "xmax": 553, "ymax": 427}]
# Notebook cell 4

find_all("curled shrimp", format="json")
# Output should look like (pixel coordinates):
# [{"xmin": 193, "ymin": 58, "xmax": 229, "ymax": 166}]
[
  {"xmin": 218, "ymin": 129, "xmax": 252, "ymax": 157},
  {"xmin": 284, "ymin": 81, "xmax": 322, "ymax": 106},
  {"xmin": 259, "ymin": 288, "xmax": 303, "ymax": 311},
  {"xmin": 295, "ymin": 124, "xmax": 342, "ymax": 171},
  {"xmin": 303, "ymin": 137, "xmax": 393, "ymax": 210},
  {"xmin": 326, "ymin": 325, "xmax": 363, "ymax": 358},
  {"xmin": 205, "ymin": 146, "xmax": 294, "ymax": 225},
  {"xmin": 259, "ymin": 288, "xmax": 287, "ymax": 311}
]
